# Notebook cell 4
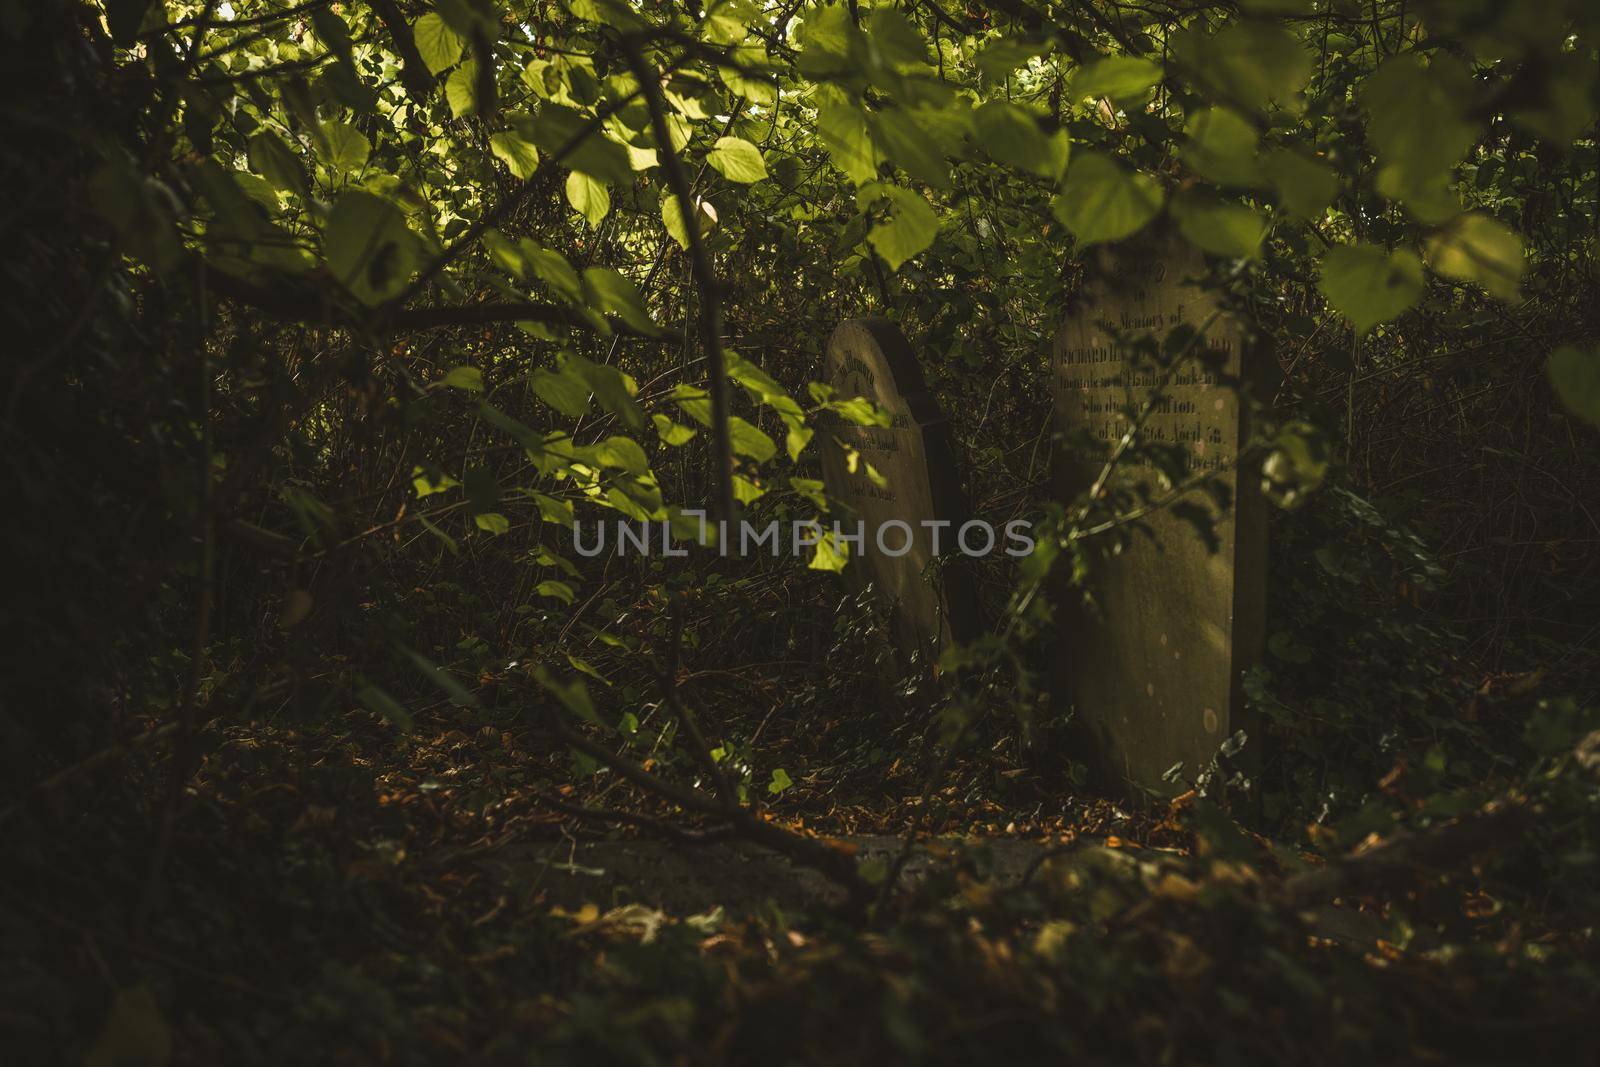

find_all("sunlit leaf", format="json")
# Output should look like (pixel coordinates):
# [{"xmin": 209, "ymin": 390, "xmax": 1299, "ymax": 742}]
[
  {"xmin": 707, "ymin": 136, "xmax": 768, "ymax": 183},
  {"xmin": 1318, "ymin": 244, "xmax": 1425, "ymax": 334},
  {"xmin": 1050, "ymin": 152, "xmax": 1163, "ymax": 245}
]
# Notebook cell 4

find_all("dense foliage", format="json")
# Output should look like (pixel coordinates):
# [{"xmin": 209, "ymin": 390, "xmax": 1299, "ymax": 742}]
[{"xmin": 3, "ymin": 0, "xmax": 1599, "ymax": 1063}]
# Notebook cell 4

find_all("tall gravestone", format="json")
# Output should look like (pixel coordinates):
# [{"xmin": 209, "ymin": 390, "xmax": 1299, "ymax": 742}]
[
  {"xmin": 1053, "ymin": 235, "xmax": 1268, "ymax": 798},
  {"xmin": 819, "ymin": 319, "xmax": 980, "ymax": 660}
]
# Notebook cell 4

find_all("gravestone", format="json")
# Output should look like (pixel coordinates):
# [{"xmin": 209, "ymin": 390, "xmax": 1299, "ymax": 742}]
[
  {"xmin": 818, "ymin": 319, "xmax": 980, "ymax": 659},
  {"xmin": 1052, "ymin": 235, "xmax": 1268, "ymax": 798}
]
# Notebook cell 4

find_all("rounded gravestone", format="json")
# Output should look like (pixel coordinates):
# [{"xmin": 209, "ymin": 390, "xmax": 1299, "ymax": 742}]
[
  {"xmin": 818, "ymin": 319, "xmax": 980, "ymax": 661},
  {"xmin": 1052, "ymin": 235, "xmax": 1269, "ymax": 798}
]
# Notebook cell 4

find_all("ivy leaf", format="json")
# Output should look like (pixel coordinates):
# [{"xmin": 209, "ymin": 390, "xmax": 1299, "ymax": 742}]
[
  {"xmin": 566, "ymin": 171, "xmax": 610, "ymax": 227},
  {"xmin": 1260, "ymin": 148, "xmax": 1337, "ymax": 221},
  {"xmin": 413, "ymin": 12, "xmax": 465, "ymax": 75},
  {"xmin": 1425, "ymin": 213, "xmax": 1524, "ymax": 302},
  {"xmin": 1050, "ymin": 152, "xmax": 1163, "ymax": 246},
  {"xmin": 1547, "ymin": 346, "xmax": 1600, "ymax": 428},
  {"xmin": 1070, "ymin": 55, "xmax": 1162, "ymax": 105},
  {"xmin": 865, "ymin": 185, "xmax": 938, "ymax": 270},
  {"xmin": 1318, "ymin": 244, "xmax": 1425, "ymax": 334},
  {"xmin": 489, "ymin": 131, "xmax": 539, "ymax": 179},
  {"xmin": 767, "ymin": 767, "xmax": 795, "ymax": 794},
  {"xmin": 707, "ymin": 136, "xmax": 768, "ymax": 183},
  {"xmin": 807, "ymin": 531, "xmax": 847, "ymax": 572},
  {"xmin": 1172, "ymin": 193, "xmax": 1267, "ymax": 259},
  {"xmin": 324, "ymin": 190, "xmax": 418, "ymax": 305}
]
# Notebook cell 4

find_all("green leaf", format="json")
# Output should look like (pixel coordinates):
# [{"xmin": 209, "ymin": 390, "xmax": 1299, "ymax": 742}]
[
  {"xmin": 592, "ymin": 435, "xmax": 646, "ymax": 470},
  {"xmin": 321, "ymin": 121, "xmax": 371, "ymax": 175},
  {"xmin": 1070, "ymin": 55, "xmax": 1162, "ymax": 105},
  {"xmin": 975, "ymin": 101, "xmax": 1068, "ymax": 180},
  {"xmin": 1181, "ymin": 107, "xmax": 1259, "ymax": 188},
  {"xmin": 570, "ymin": 354, "xmax": 646, "ymax": 429},
  {"xmin": 89, "ymin": 163, "xmax": 181, "ymax": 273},
  {"xmin": 248, "ymin": 130, "xmax": 307, "ymax": 196},
  {"xmin": 1172, "ymin": 193, "xmax": 1267, "ymax": 259},
  {"xmin": 489, "ymin": 131, "xmax": 539, "ymax": 179},
  {"xmin": 653, "ymin": 413, "xmax": 697, "ymax": 445},
  {"xmin": 442, "ymin": 365, "xmax": 484, "ymax": 392},
  {"xmin": 865, "ymin": 185, "xmax": 938, "ymax": 270},
  {"xmin": 590, "ymin": 435, "xmax": 649, "ymax": 473},
  {"xmin": 525, "ymin": 103, "xmax": 635, "ymax": 185},
  {"xmin": 873, "ymin": 108, "xmax": 950, "ymax": 188},
  {"xmin": 324, "ymin": 190, "xmax": 418, "ymax": 305},
  {"xmin": 520, "ymin": 241, "xmax": 583, "ymax": 302},
  {"xmin": 354, "ymin": 677, "xmax": 413, "ymax": 731},
  {"xmin": 816, "ymin": 94, "xmax": 880, "ymax": 185},
  {"xmin": 446, "ymin": 61, "xmax": 480, "ymax": 118},
  {"xmin": 535, "ymin": 666, "xmax": 600, "ymax": 725},
  {"xmin": 582, "ymin": 267, "xmax": 656, "ymax": 336},
  {"xmin": 311, "ymin": 8, "xmax": 354, "ymax": 61},
  {"xmin": 728, "ymin": 417, "xmax": 777, "ymax": 461},
  {"xmin": 707, "ymin": 136, "xmax": 768, "ymax": 183},
  {"xmin": 767, "ymin": 767, "xmax": 794, "ymax": 795},
  {"xmin": 566, "ymin": 171, "xmax": 610, "ymax": 227},
  {"xmin": 1317, "ymin": 244, "xmax": 1425, "ymax": 334},
  {"xmin": 1362, "ymin": 55, "xmax": 1475, "ymax": 215},
  {"xmin": 1171, "ymin": 23, "xmax": 1309, "ymax": 112},
  {"xmin": 532, "ymin": 366, "xmax": 591, "ymax": 417},
  {"xmin": 807, "ymin": 530, "xmax": 847, "ymax": 572},
  {"xmin": 661, "ymin": 194, "xmax": 692, "ymax": 249},
  {"xmin": 414, "ymin": 12, "xmax": 465, "ymax": 75},
  {"xmin": 1425, "ymin": 213, "xmax": 1524, "ymax": 302},
  {"xmin": 533, "ymin": 493, "xmax": 575, "ymax": 526},
  {"xmin": 400, "ymin": 647, "xmax": 480, "ymax": 708},
  {"xmin": 1260, "ymin": 148, "xmax": 1337, "ymax": 221},
  {"xmin": 537, "ymin": 579, "xmax": 576, "ymax": 605},
  {"xmin": 977, "ymin": 37, "xmax": 1047, "ymax": 81},
  {"xmin": 474, "ymin": 512, "xmax": 510, "ymax": 534},
  {"xmin": 1050, "ymin": 152, "xmax": 1163, "ymax": 245},
  {"xmin": 786, "ymin": 425, "xmax": 813, "ymax": 462},
  {"xmin": 1548, "ymin": 347, "xmax": 1600, "ymax": 427}
]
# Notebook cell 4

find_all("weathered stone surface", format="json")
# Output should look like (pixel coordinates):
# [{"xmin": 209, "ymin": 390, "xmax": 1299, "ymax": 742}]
[
  {"xmin": 1052, "ymin": 236, "xmax": 1268, "ymax": 798},
  {"xmin": 819, "ymin": 319, "xmax": 980, "ymax": 658}
]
